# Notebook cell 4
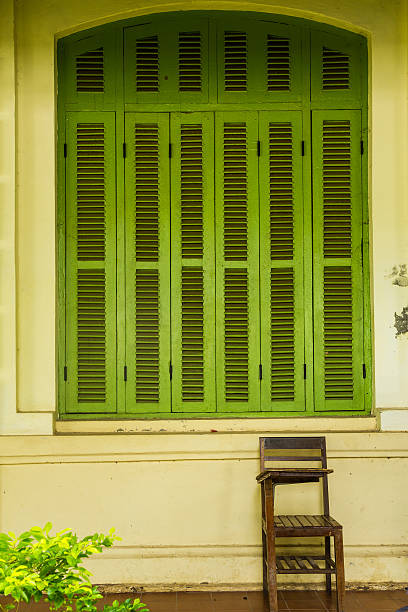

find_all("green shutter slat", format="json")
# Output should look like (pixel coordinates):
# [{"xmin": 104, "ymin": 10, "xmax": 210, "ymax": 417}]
[
  {"xmin": 223, "ymin": 123, "xmax": 249, "ymax": 260},
  {"xmin": 136, "ymin": 36, "xmax": 160, "ymax": 92},
  {"xmin": 180, "ymin": 124, "xmax": 204, "ymax": 258},
  {"xmin": 217, "ymin": 20, "xmax": 301, "ymax": 103},
  {"xmin": 312, "ymin": 110, "xmax": 365, "ymax": 412},
  {"xmin": 322, "ymin": 47, "xmax": 350, "ymax": 90},
  {"xmin": 76, "ymin": 48, "xmax": 104, "ymax": 93},
  {"xmin": 178, "ymin": 31, "xmax": 202, "ymax": 92},
  {"xmin": 77, "ymin": 269, "xmax": 106, "ymax": 402},
  {"xmin": 61, "ymin": 30, "xmax": 117, "ymax": 110},
  {"xmin": 224, "ymin": 31, "xmax": 247, "ymax": 92},
  {"xmin": 322, "ymin": 120, "xmax": 352, "ymax": 257},
  {"xmin": 224, "ymin": 268, "xmax": 249, "ymax": 401},
  {"xmin": 216, "ymin": 111, "xmax": 260, "ymax": 413},
  {"xmin": 134, "ymin": 123, "xmax": 160, "ymax": 261},
  {"xmin": 259, "ymin": 111, "xmax": 305, "ymax": 412},
  {"xmin": 125, "ymin": 18, "xmax": 209, "ymax": 104},
  {"xmin": 181, "ymin": 266, "xmax": 205, "ymax": 401},
  {"xmin": 65, "ymin": 112, "xmax": 117, "ymax": 413},
  {"xmin": 135, "ymin": 269, "xmax": 160, "ymax": 403},
  {"xmin": 267, "ymin": 35, "xmax": 290, "ymax": 91},
  {"xmin": 125, "ymin": 113, "xmax": 171, "ymax": 413},
  {"xmin": 323, "ymin": 267, "xmax": 353, "ymax": 399},
  {"xmin": 171, "ymin": 112, "xmax": 216, "ymax": 412},
  {"xmin": 311, "ymin": 30, "xmax": 365, "ymax": 106},
  {"xmin": 76, "ymin": 123, "xmax": 106, "ymax": 260},
  {"xmin": 270, "ymin": 268, "xmax": 295, "ymax": 400}
]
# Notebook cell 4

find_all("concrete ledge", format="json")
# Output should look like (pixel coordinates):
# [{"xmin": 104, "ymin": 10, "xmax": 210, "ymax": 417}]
[{"xmin": 55, "ymin": 417, "xmax": 377, "ymax": 435}]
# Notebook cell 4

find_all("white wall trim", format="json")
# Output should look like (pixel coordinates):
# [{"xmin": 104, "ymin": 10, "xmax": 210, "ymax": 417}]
[{"xmin": 380, "ymin": 409, "xmax": 408, "ymax": 431}]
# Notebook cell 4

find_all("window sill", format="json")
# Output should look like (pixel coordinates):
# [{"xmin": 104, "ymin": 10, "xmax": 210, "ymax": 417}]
[{"xmin": 55, "ymin": 415, "xmax": 377, "ymax": 435}]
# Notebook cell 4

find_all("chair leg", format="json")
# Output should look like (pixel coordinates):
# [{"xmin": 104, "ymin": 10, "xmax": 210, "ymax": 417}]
[
  {"xmin": 334, "ymin": 530, "xmax": 345, "ymax": 612},
  {"xmin": 325, "ymin": 536, "xmax": 332, "ymax": 593},
  {"xmin": 262, "ymin": 529, "xmax": 268, "ymax": 593},
  {"xmin": 264, "ymin": 480, "xmax": 278, "ymax": 612}
]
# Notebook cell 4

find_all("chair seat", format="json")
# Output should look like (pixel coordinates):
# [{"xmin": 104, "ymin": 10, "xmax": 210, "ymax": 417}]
[{"xmin": 276, "ymin": 514, "xmax": 341, "ymax": 528}]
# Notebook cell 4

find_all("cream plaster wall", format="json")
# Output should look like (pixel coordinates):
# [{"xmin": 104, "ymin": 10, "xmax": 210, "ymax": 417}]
[
  {"xmin": 1, "ymin": 432, "xmax": 408, "ymax": 588},
  {"xmin": 1, "ymin": 0, "xmax": 408, "ymax": 589}
]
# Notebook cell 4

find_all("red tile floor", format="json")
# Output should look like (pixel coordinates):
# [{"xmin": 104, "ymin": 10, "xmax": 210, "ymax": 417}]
[
  {"xmin": 112, "ymin": 590, "xmax": 408, "ymax": 612},
  {"xmin": 4, "ymin": 590, "xmax": 408, "ymax": 612}
]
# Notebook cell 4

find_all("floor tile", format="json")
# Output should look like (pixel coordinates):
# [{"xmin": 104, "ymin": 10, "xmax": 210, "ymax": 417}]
[
  {"xmin": 315, "ymin": 590, "xmax": 361, "ymax": 611},
  {"xmin": 283, "ymin": 591, "xmax": 325, "ymax": 610},
  {"xmin": 3, "ymin": 589, "xmax": 405, "ymax": 612},
  {"xmin": 177, "ymin": 591, "xmax": 214, "ymax": 611},
  {"xmin": 211, "ymin": 591, "xmax": 251, "ymax": 609}
]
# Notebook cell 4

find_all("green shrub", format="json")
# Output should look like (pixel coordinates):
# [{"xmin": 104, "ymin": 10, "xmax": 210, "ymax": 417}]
[{"xmin": 0, "ymin": 524, "xmax": 148, "ymax": 612}]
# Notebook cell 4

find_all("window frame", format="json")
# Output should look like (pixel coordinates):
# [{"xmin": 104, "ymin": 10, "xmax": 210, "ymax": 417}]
[{"xmin": 57, "ymin": 11, "xmax": 371, "ymax": 419}]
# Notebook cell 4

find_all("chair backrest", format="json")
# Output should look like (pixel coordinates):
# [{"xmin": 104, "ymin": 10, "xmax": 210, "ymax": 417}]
[{"xmin": 259, "ymin": 436, "xmax": 330, "ymax": 516}]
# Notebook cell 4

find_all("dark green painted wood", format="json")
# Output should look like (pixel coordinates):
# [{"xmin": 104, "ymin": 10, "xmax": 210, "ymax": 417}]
[
  {"xmin": 310, "ymin": 29, "xmax": 365, "ymax": 109},
  {"xmin": 124, "ymin": 113, "xmax": 171, "ymax": 413},
  {"xmin": 65, "ymin": 112, "xmax": 117, "ymax": 413},
  {"xmin": 312, "ymin": 110, "xmax": 365, "ymax": 412},
  {"xmin": 170, "ymin": 112, "xmax": 217, "ymax": 412},
  {"xmin": 259, "ymin": 111, "xmax": 306, "ymax": 412},
  {"xmin": 215, "ymin": 111, "xmax": 261, "ymax": 412},
  {"xmin": 216, "ymin": 18, "xmax": 303, "ymax": 105},
  {"xmin": 124, "ymin": 16, "xmax": 210, "ymax": 105},
  {"xmin": 59, "ymin": 28, "xmax": 118, "ymax": 111}
]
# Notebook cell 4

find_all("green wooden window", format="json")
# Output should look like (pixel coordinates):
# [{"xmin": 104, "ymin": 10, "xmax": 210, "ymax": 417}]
[{"xmin": 58, "ymin": 12, "xmax": 370, "ymax": 418}]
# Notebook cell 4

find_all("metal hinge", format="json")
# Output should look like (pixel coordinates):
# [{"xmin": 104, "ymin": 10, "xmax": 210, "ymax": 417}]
[
  {"xmin": 259, "ymin": 364, "xmax": 263, "ymax": 380},
  {"xmin": 64, "ymin": 143, "xmax": 67, "ymax": 158},
  {"xmin": 303, "ymin": 363, "xmax": 307, "ymax": 379},
  {"xmin": 257, "ymin": 141, "xmax": 261, "ymax": 157},
  {"xmin": 169, "ymin": 143, "xmax": 172, "ymax": 158},
  {"xmin": 363, "ymin": 363, "xmax": 366, "ymax": 379},
  {"xmin": 124, "ymin": 365, "xmax": 128, "ymax": 381},
  {"xmin": 123, "ymin": 143, "xmax": 127, "ymax": 158},
  {"xmin": 360, "ymin": 140, "xmax": 364, "ymax": 155},
  {"xmin": 64, "ymin": 366, "xmax": 67, "ymax": 381},
  {"xmin": 301, "ymin": 141, "xmax": 305, "ymax": 156},
  {"xmin": 169, "ymin": 363, "xmax": 173, "ymax": 380}
]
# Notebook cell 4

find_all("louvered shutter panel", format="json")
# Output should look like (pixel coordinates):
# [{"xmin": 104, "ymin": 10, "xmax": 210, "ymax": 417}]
[
  {"xmin": 311, "ymin": 30, "xmax": 365, "ymax": 107},
  {"xmin": 170, "ymin": 113, "xmax": 216, "ymax": 412},
  {"xmin": 215, "ymin": 112, "xmax": 260, "ymax": 412},
  {"xmin": 65, "ymin": 112, "xmax": 117, "ymax": 413},
  {"xmin": 312, "ymin": 110, "xmax": 365, "ymax": 411},
  {"xmin": 60, "ymin": 30, "xmax": 117, "ymax": 110},
  {"xmin": 124, "ymin": 113, "xmax": 171, "ymax": 413},
  {"xmin": 259, "ymin": 112, "xmax": 305, "ymax": 412},
  {"xmin": 217, "ymin": 20, "xmax": 302, "ymax": 103},
  {"xmin": 124, "ymin": 18, "xmax": 209, "ymax": 104}
]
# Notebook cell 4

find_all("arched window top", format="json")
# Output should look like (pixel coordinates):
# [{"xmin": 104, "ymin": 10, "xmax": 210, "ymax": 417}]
[{"xmin": 58, "ymin": 11, "xmax": 367, "ymax": 111}]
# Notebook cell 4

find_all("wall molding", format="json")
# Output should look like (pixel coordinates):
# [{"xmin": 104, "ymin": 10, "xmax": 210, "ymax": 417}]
[
  {"xmin": 1, "ymin": 431, "xmax": 408, "ymax": 465},
  {"xmin": 84, "ymin": 543, "xmax": 408, "ymax": 587}
]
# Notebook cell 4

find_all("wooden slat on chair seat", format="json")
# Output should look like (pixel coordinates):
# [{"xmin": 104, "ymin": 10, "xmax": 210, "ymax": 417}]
[
  {"xmin": 275, "ymin": 514, "xmax": 341, "ymax": 529},
  {"xmin": 274, "ymin": 555, "xmax": 336, "ymax": 574}
]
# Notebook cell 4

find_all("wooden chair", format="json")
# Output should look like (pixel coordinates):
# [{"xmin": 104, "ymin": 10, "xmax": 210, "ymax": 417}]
[{"xmin": 257, "ymin": 436, "xmax": 345, "ymax": 612}]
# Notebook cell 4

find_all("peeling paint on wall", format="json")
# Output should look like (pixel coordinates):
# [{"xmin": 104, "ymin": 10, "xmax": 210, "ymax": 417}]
[
  {"xmin": 394, "ymin": 307, "xmax": 408, "ymax": 336},
  {"xmin": 387, "ymin": 265, "xmax": 408, "ymax": 287}
]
